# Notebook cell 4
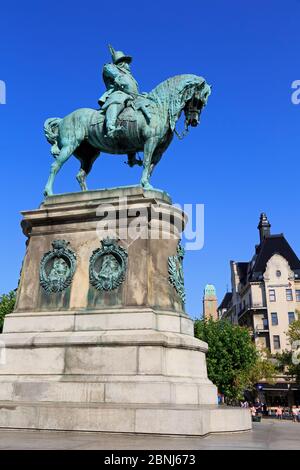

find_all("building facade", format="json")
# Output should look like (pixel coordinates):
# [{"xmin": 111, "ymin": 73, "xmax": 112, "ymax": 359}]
[{"xmin": 218, "ymin": 213, "xmax": 300, "ymax": 406}]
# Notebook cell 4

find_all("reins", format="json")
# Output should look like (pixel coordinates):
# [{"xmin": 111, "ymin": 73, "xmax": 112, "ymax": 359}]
[{"xmin": 174, "ymin": 122, "xmax": 189, "ymax": 140}]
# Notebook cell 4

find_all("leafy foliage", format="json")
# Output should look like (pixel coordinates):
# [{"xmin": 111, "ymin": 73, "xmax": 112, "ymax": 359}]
[
  {"xmin": 286, "ymin": 313, "xmax": 300, "ymax": 345},
  {"xmin": 276, "ymin": 350, "xmax": 300, "ymax": 384},
  {"xmin": 194, "ymin": 318, "xmax": 258, "ymax": 400},
  {"xmin": 0, "ymin": 290, "xmax": 16, "ymax": 332},
  {"xmin": 274, "ymin": 311, "xmax": 300, "ymax": 384},
  {"xmin": 247, "ymin": 353, "xmax": 277, "ymax": 389}
]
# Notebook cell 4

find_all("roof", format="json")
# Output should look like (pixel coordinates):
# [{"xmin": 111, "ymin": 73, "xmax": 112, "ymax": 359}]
[
  {"xmin": 218, "ymin": 292, "xmax": 232, "ymax": 310},
  {"xmin": 204, "ymin": 284, "xmax": 216, "ymax": 298},
  {"xmin": 249, "ymin": 234, "xmax": 300, "ymax": 280},
  {"xmin": 236, "ymin": 262, "xmax": 249, "ymax": 285}
]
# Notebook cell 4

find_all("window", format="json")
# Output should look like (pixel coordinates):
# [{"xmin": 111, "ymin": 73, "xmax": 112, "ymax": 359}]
[
  {"xmin": 276, "ymin": 270, "xmax": 281, "ymax": 278},
  {"xmin": 296, "ymin": 290, "xmax": 300, "ymax": 302},
  {"xmin": 273, "ymin": 335, "xmax": 281, "ymax": 350},
  {"xmin": 263, "ymin": 318, "xmax": 269, "ymax": 329},
  {"xmin": 286, "ymin": 289, "xmax": 293, "ymax": 301},
  {"xmin": 271, "ymin": 312, "xmax": 278, "ymax": 326},
  {"xmin": 288, "ymin": 312, "xmax": 295, "ymax": 324},
  {"xmin": 269, "ymin": 289, "xmax": 276, "ymax": 302}
]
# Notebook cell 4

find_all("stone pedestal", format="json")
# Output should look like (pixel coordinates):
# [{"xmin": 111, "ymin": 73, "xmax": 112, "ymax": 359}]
[{"xmin": 0, "ymin": 187, "xmax": 251, "ymax": 435}]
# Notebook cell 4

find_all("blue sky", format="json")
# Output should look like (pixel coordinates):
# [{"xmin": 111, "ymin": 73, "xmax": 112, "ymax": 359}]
[{"xmin": 0, "ymin": 0, "xmax": 300, "ymax": 318}]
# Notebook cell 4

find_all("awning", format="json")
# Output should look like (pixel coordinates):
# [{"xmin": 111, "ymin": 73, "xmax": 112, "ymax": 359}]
[{"xmin": 257, "ymin": 383, "xmax": 300, "ymax": 392}]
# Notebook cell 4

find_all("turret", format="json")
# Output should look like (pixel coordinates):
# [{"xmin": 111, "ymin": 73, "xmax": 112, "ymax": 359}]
[
  {"xmin": 203, "ymin": 284, "xmax": 218, "ymax": 320},
  {"xmin": 258, "ymin": 213, "xmax": 271, "ymax": 243}
]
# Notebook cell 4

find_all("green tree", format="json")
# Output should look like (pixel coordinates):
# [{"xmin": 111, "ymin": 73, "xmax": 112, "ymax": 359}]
[
  {"xmin": 286, "ymin": 312, "xmax": 300, "ymax": 344},
  {"xmin": 247, "ymin": 352, "xmax": 277, "ymax": 390},
  {"xmin": 275, "ymin": 311, "xmax": 300, "ymax": 384},
  {"xmin": 0, "ymin": 290, "xmax": 16, "ymax": 332},
  {"xmin": 275, "ymin": 350, "xmax": 300, "ymax": 384},
  {"xmin": 194, "ymin": 318, "xmax": 258, "ymax": 401}
]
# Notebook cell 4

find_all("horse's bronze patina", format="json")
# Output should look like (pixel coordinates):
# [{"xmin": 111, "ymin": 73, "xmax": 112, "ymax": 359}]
[{"xmin": 43, "ymin": 47, "xmax": 211, "ymax": 196}]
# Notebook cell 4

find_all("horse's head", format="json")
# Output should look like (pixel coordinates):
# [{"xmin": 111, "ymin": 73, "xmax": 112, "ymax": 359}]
[
  {"xmin": 184, "ymin": 82, "xmax": 211, "ymax": 128},
  {"xmin": 149, "ymin": 74, "xmax": 211, "ymax": 132}
]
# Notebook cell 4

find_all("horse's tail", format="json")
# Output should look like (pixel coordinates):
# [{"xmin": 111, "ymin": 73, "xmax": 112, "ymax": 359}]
[{"xmin": 44, "ymin": 117, "xmax": 62, "ymax": 157}]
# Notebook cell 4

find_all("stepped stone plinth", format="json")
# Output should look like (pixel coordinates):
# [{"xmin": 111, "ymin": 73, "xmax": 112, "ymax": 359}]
[{"xmin": 0, "ymin": 187, "xmax": 251, "ymax": 435}]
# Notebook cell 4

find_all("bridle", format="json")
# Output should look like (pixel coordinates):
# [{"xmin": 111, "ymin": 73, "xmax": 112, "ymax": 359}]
[{"xmin": 174, "ymin": 88, "xmax": 205, "ymax": 140}]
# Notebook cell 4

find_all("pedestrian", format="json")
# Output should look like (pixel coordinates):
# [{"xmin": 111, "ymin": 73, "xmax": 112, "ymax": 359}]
[
  {"xmin": 276, "ymin": 406, "xmax": 283, "ymax": 420},
  {"xmin": 296, "ymin": 405, "xmax": 300, "ymax": 423},
  {"xmin": 240, "ymin": 400, "xmax": 249, "ymax": 408},
  {"xmin": 292, "ymin": 406, "xmax": 298, "ymax": 423}
]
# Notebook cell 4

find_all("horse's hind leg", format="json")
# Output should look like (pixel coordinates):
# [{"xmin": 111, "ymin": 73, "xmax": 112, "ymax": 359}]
[
  {"xmin": 44, "ymin": 145, "xmax": 76, "ymax": 197},
  {"xmin": 76, "ymin": 154, "xmax": 99, "ymax": 191}
]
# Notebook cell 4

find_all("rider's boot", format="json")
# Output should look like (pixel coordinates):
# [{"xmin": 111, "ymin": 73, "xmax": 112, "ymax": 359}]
[
  {"xmin": 105, "ymin": 104, "xmax": 123, "ymax": 138},
  {"xmin": 139, "ymin": 105, "xmax": 151, "ymax": 124},
  {"xmin": 127, "ymin": 153, "xmax": 143, "ymax": 167}
]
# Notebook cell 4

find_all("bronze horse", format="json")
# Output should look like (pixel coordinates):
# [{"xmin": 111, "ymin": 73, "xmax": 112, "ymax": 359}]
[{"xmin": 43, "ymin": 74, "xmax": 211, "ymax": 196}]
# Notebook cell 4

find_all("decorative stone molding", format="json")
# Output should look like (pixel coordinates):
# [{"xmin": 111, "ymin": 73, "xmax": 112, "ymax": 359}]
[
  {"xmin": 263, "ymin": 254, "xmax": 295, "ymax": 282},
  {"xmin": 168, "ymin": 241, "xmax": 186, "ymax": 305},
  {"xmin": 40, "ymin": 240, "xmax": 77, "ymax": 293},
  {"xmin": 89, "ymin": 238, "xmax": 128, "ymax": 291}
]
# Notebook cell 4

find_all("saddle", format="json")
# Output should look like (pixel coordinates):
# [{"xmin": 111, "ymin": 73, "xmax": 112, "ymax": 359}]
[
  {"xmin": 119, "ymin": 105, "xmax": 138, "ymax": 122},
  {"xmin": 122, "ymin": 94, "xmax": 152, "ymax": 122}
]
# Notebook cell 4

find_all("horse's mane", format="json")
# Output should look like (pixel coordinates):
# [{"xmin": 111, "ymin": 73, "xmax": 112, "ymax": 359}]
[{"xmin": 148, "ymin": 74, "xmax": 206, "ymax": 130}]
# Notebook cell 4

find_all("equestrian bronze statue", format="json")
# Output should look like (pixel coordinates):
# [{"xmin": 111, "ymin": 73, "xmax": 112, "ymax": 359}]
[{"xmin": 43, "ymin": 45, "xmax": 211, "ymax": 196}]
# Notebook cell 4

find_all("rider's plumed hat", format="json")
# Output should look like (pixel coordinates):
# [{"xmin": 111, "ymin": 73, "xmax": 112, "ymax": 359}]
[{"xmin": 108, "ymin": 44, "xmax": 132, "ymax": 65}]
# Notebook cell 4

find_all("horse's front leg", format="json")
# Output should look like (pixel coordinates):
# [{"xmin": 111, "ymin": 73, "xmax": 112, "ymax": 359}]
[{"xmin": 140, "ymin": 137, "xmax": 158, "ymax": 190}]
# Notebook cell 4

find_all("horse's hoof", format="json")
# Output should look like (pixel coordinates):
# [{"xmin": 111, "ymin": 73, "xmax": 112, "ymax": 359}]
[
  {"xmin": 141, "ymin": 181, "xmax": 153, "ymax": 190},
  {"xmin": 43, "ymin": 188, "xmax": 53, "ymax": 198}
]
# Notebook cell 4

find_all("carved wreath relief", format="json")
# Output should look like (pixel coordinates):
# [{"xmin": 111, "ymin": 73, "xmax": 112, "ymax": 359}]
[
  {"xmin": 168, "ymin": 241, "xmax": 186, "ymax": 305},
  {"xmin": 89, "ymin": 238, "xmax": 128, "ymax": 291},
  {"xmin": 40, "ymin": 240, "xmax": 77, "ymax": 293}
]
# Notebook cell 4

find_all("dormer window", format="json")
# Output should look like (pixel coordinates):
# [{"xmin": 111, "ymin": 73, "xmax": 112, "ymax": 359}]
[{"xmin": 276, "ymin": 270, "xmax": 281, "ymax": 278}]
